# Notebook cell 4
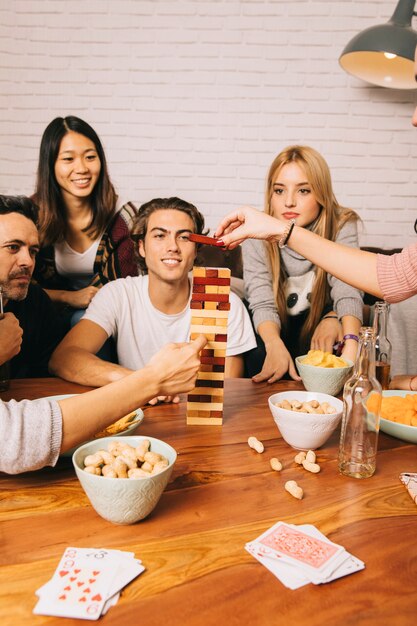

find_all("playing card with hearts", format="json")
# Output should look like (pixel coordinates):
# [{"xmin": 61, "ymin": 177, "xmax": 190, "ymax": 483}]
[{"xmin": 33, "ymin": 547, "xmax": 145, "ymax": 620}]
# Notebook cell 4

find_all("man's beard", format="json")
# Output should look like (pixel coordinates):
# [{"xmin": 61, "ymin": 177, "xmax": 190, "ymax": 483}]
[{"xmin": 1, "ymin": 270, "xmax": 32, "ymax": 302}]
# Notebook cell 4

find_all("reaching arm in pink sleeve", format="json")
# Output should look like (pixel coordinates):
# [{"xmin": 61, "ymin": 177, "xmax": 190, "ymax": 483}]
[{"xmin": 377, "ymin": 243, "xmax": 417, "ymax": 303}]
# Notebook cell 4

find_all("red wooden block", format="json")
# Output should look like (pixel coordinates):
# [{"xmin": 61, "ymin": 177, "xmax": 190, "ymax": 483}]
[
  {"xmin": 193, "ymin": 277, "xmax": 231, "ymax": 286},
  {"xmin": 188, "ymin": 394, "xmax": 214, "ymax": 403},
  {"xmin": 206, "ymin": 269, "xmax": 219, "ymax": 277},
  {"xmin": 218, "ymin": 302, "xmax": 231, "ymax": 311},
  {"xmin": 189, "ymin": 410, "xmax": 224, "ymax": 418},
  {"xmin": 190, "ymin": 301, "xmax": 203, "ymax": 309},
  {"xmin": 191, "ymin": 293, "xmax": 230, "ymax": 302},
  {"xmin": 196, "ymin": 379, "xmax": 224, "ymax": 388},
  {"xmin": 187, "ymin": 410, "xmax": 223, "ymax": 419},
  {"xmin": 200, "ymin": 356, "xmax": 226, "ymax": 365},
  {"xmin": 188, "ymin": 234, "xmax": 224, "ymax": 246},
  {"xmin": 192, "ymin": 284, "xmax": 206, "ymax": 293},
  {"xmin": 214, "ymin": 334, "xmax": 227, "ymax": 342},
  {"xmin": 201, "ymin": 349, "xmax": 214, "ymax": 357},
  {"xmin": 199, "ymin": 364, "xmax": 225, "ymax": 373}
]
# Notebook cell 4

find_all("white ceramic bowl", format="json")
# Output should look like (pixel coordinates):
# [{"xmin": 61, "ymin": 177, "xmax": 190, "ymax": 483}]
[
  {"xmin": 379, "ymin": 390, "xmax": 417, "ymax": 444},
  {"xmin": 42, "ymin": 395, "xmax": 144, "ymax": 457},
  {"xmin": 295, "ymin": 355, "xmax": 353, "ymax": 396},
  {"xmin": 268, "ymin": 390, "xmax": 344, "ymax": 450},
  {"xmin": 72, "ymin": 436, "xmax": 177, "ymax": 524}
]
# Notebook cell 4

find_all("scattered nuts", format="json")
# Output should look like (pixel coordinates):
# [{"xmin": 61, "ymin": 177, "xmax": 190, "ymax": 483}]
[
  {"xmin": 270, "ymin": 457, "xmax": 283, "ymax": 471},
  {"xmin": 302, "ymin": 460, "xmax": 321, "ymax": 473},
  {"xmin": 248, "ymin": 436, "xmax": 264, "ymax": 453},
  {"xmin": 285, "ymin": 480, "xmax": 303, "ymax": 499},
  {"xmin": 305, "ymin": 450, "xmax": 316, "ymax": 464},
  {"xmin": 294, "ymin": 451, "xmax": 307, "ymax": 465}
]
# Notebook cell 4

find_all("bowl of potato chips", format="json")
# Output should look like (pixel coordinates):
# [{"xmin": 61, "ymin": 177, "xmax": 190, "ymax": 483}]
[
  {"xmin": 295, "ymin": 350, "xmax": 353, "ymax": 396},
  {"xmin": 379, "ymin": 390, "xmax": 417, "ymax": 444},
  {"xmin": 44, "ymin": 395, "xmax": 145, "ymax": 457}
]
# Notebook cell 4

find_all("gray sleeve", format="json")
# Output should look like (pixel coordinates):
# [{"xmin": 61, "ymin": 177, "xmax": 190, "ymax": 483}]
[
  {"xmin": 329, "ymin": 220, "xmax": 364, "ymax": 322},
  {"xmin": 242, "ymin": 239, "xmax": 280, "ymax": 331},
  {"xmin": 0, "ymin": 399, "xmax": 62, "ymax": 474}
]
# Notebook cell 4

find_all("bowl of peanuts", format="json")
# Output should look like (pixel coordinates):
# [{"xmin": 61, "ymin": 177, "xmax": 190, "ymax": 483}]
[
  {"xmin": 379, "ymin": 390, "xmax": 417, "ymax": 443},
  {"xmin": 295, "ymin": 351, "xmax": 353, "ymax": 396},
  {"xmin": 72, "ymin": 436, "xmax": 177, "ymax": 525},
  {"xmin": 268, "ymin": 391, "xmax": 344, "ymax": 450}
]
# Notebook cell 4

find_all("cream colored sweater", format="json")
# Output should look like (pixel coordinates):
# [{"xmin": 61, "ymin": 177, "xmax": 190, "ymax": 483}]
[{"xmin": 0, "ymin": 398, "xmax": 62, "ymax": 474}]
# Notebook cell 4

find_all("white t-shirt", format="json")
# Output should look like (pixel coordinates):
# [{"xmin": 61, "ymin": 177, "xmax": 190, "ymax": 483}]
[
  {"xmin": 83, "ymin": 275, "xmax": 257, "ymax": 370},
  {"xmin": 54, "ymin": 238, "xmax": 101, "ymax": 289}
]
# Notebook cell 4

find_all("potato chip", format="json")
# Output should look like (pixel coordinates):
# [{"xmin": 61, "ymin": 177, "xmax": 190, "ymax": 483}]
[
  {"xmin": 380, "ymin": 394, "xmax": 417, "ymax": 427},
  {"xmin": 321, "ymin": 353, "xmax": 334, "ymax": 368},
  {"xmin": 301, "ymin": 349, "xmax": 348, "ymax": 369},
  {"xmin": 303, "ymin": 350, "xmax": 325, "ymax": 366},
  {"xmin": 94, "ymin": 411, "xmax": 138, "ymax": 438}
]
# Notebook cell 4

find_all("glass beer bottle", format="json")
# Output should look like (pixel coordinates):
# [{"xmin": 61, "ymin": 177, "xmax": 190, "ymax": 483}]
[
  {"xmin": 373, "ymin": 301, "xmax": 392, "ymax": 390},
  {"xmin": 338, "ymin": 327, "xmax": 382, "ymax": 479},
  {"xmin": 0, "ymin": 286, "xmax": 10, "ymax": 392}
]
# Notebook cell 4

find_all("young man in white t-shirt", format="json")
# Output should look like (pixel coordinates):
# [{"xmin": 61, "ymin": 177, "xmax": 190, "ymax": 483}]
[{"xmin": 49, "ymin": 197, "xmax": 256, "ymax": 401}]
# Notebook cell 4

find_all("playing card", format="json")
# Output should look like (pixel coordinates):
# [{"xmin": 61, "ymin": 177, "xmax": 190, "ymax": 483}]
[
  {"xmin": 400, "ymin": 472, "xmax": 417, "ymax": 505},
  {"xmin": 107, "ymin": 557, "xmax": 145, "ymax": 597},
  {"xmin": 101, "ymin": 592, "xmax": 120, "ymax": 615},
  {"xmin": 34, "ymin": 547, "xmax": 144, "ymax": 620},
  {"xmin": 247, "ymin": 522, "xmax": 365, "ymax": 588},
  {"xmin": 36, "ymin": 553, "xmax": 144, "ymax": 599},
  {"xmin": 253, "ymin": 522, "xmax": 346, "ymax": 582},
  {"xmin": 292, "ymin": 525, "xmax": 364, "ymax": 583},
  {"xmin": 245, "ymin": 541, "xmax": 309, "ymax": 589}
]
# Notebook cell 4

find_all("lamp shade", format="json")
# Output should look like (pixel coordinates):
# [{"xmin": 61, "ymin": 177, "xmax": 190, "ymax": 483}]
[{"xmin": 339, "ymin": 0, "xmax": 417, "ymax": 89}]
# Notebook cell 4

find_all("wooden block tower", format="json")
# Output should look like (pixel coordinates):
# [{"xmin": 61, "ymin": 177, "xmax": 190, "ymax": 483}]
[{"xmin": 187, "ymin": 267, "xmax": 231, "ymax": 425}]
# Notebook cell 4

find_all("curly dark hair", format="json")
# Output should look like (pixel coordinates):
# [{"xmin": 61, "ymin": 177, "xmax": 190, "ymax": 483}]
[
  {"xmin": 131, "ymin": 197, "xmax": 207, "ymax": 273},
  {"xmin": 0, "ymin": 195, "xmax": 39, "ymax": 225}
]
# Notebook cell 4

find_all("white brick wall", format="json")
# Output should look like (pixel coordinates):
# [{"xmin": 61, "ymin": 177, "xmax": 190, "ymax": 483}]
[{"xmin": 1, "ymin": 0, "xmax": 416, "ymax": 248}]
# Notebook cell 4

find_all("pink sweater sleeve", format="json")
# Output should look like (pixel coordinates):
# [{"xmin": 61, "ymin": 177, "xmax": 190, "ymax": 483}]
[{"xmin": 376, "ymin": 243, "xmax": 417, "ymax": 303}]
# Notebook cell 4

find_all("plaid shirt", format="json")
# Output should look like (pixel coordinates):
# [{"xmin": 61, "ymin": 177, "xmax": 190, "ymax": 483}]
[{"xmin": 33, "ymin": 202, "xmax": 139, "ymax": 290}]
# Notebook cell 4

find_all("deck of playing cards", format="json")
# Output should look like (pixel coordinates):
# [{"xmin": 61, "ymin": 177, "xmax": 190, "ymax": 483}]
[
  {"xmin": 246, "ymin": 521, "xmax": 364, "ymax": 590},
  {"xmin": 34, "ymin": 547, "xmax": 145, "ymax": 619}
]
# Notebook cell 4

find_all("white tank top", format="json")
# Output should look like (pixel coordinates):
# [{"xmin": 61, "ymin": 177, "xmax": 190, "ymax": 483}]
[{"xmin": 54, "ymin": 238, "xmax": 101, "ymax": 289}]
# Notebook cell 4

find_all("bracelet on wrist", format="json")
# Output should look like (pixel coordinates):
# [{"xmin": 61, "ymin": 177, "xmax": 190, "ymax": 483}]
[
  {"xmin": 278, "ymin": 219, "xmax": 296, "ymax": 249},
  {"xmin": 343, "ymin": 334, "xmax": 359, "ymax": 342},
  {"xmin": 409, "ymin": 375, "xmax": 417, "ymax": 391},
  {"xmin": 322, "ymin": 315, "xmax": 338, "ymax": 321}
]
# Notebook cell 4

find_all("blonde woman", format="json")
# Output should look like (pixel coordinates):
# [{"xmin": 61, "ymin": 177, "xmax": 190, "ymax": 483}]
[{"xmin": 242, "ymin": 146, "xmax": 363, "ymax": 383}]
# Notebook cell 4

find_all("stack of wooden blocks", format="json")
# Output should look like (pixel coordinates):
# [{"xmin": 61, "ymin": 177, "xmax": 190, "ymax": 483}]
[{"xmin": 187, "ymin": 267, "xmax": 231, "ymax": 425}]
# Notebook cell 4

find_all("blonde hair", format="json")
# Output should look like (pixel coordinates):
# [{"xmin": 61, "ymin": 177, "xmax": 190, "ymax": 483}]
[{"xmin": 264, "ymin": 145, "xmax": 358, "ymax": 343}]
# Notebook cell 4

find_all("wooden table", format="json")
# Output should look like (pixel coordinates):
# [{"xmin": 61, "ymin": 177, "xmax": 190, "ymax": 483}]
[{"xmin": 1, "ymin": 378, "xmax": 416, "ymax": 626}]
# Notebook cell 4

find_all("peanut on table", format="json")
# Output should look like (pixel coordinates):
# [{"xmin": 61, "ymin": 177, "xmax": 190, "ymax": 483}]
[{"xmin": 246, "ymin": 435, "xmax": 322, "ymax": 499}]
